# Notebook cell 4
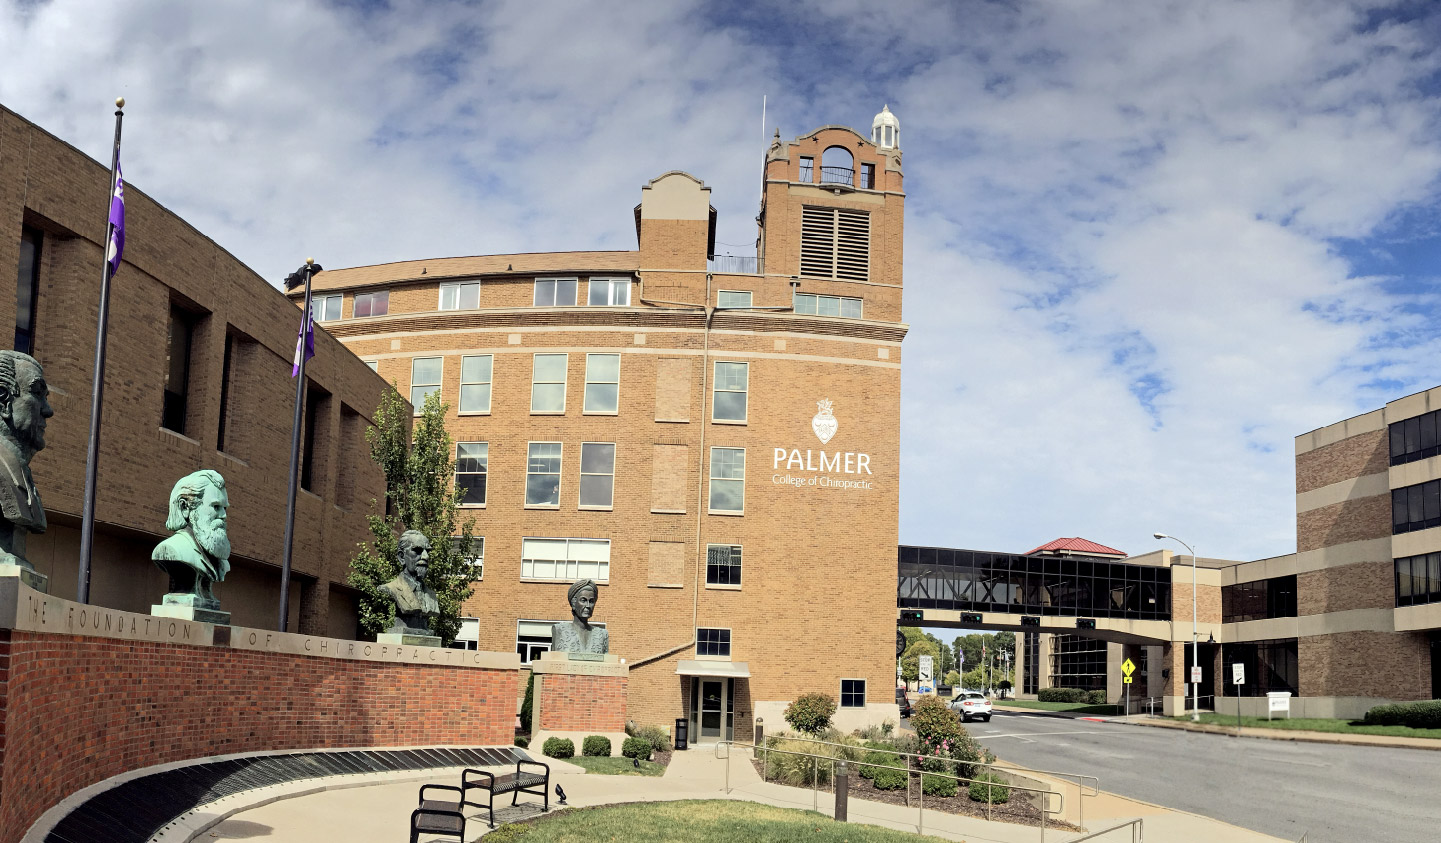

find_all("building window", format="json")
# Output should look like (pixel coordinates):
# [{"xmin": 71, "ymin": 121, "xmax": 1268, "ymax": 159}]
[
  {"xmin": 451, "ymin": 536, "xmax": 483, "ymax": 580},
  {"xmin": 1222, "ymin": 575, "xmax": 1298, "ymax": 623},
  {"xmin": 860, "ymin": 163, "xmax": 876, "ymax": 190},
  {"xmin": 162, "ymin": 306, "xmax": 195, "ymax": 434},
  {"xmin": 439, "ymin": 281, "xmax": 480, "ymax": 311},
  {"xmin": 15, "ymin": 226, "xmax": 41, "ymax": 355},
  {"xmin": 526, "ymin": 442, "xmax": 562, "ymax": 507},
  {"xmin": 534, "ymin": 278, "xmax": 578, "ymax": 306},
  {"xmin": 579, "ymin": 443, "xmax": 616, "ymax": 509},
  {"xmin": 1023, "ymin": 631, "xmax": 1040, "ymax": 695},
  {"xmin": 300, "ymin": 382, "xmax": 329, "ymax": 493},
  {"xmin": 712, "ymin": 362, "xmax": 748, "ymax": 422},
  {"xmin": 521, "ymin": 537, "xmax": 610, "ymax": 582},
  {"xmin": 819, "ymin": 146, "xmax": 854, "ymax": 185},
  {"xmin": 583, "ymin": 353, "xmax": 620, "ymax": 414},
  {"xmin": 840, "ymin": 679, "xmax": 866, "ymax": 708},
  {"xmin": 706, "ymin": 544, "xmax": 741, "ymax": 586},
  {"xmin": 588, "ymin": 278, "xmax": 631, "ymax": 306},
  {"xmin": 718, "ymin": 290, "xmax": 752, "ymax": 309},
  {"xmin": 460, "ymin": 355, "xmax": 492, "ymax": 414},
  {"xmin": 697, "ymin": 628, "xmax": 731, "ymax": 658},
  {"xmin": 1393, "ymin": 480, "xmax": 1441, "ymax": 534},
  {"xmin": 794, "ymin": 292, "xmax": 863, "ymax": 318},
  {"xmin": 410, "ymin": 357, "xmax": 442, "ymax": 413},
  {"xmin": 516, "ymin": 619, "xmax": 556, "ymax": 664},
  {"xmin": 365, "ymin": 360, "xmax": 378, "ymax": 372},
  {"xmin": 1390, "ymin": 411, "xmax": 1441, "ymax": 466},
  {"xmin": 1396, "ymin": 552, "xmax": 1441, "ymax": 607},
  {"xmin": 1048, "ymin": 635, "xmax": 1107, "ymax": 691},
  {"xmin": 353, "ymin": 290, "xmax": 389, "ymax": 317},
  {"xmin": 531, "ymin": 353, "xmax": 568, "ymax": 413},
  {"xmin": 708, "ymin": 447, "xmax": 745, "ymax": 513},
  {"xmin": 1220, "ymin": 638, "xmax": 1299, "ymax": 697},
  {"xmin": 217, "ymin": 332, "xmax": 234, "ymax": 453},
  {"xmin": 456, "ymin": 442, "xmax": 488, "ymax": 506},
  {"xmin": 800, "ymin": 206, "xmax": 869, "ymax": 282},
  {"xmin": 311, "ymin": 294, "xmax": 341, "ymax": 321},
  {"xmin": 798, "ymin": 156, "xmax": 814, "ymax": 182}
]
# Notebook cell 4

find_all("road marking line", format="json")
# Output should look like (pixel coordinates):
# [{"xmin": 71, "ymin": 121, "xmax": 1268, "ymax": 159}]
[{"xmin": 976, "ymin": 730, "xmax": 1092, "ymax": 740}]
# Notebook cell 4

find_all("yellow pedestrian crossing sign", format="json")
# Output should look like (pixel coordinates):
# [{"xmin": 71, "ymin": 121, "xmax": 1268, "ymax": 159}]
[{"xmin": 1122, "ymin": 658, "xmax": 1136, "ymax": 677}]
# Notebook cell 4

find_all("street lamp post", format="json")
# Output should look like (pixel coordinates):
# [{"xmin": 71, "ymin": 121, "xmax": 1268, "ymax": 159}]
[{"xmin": 1154, "ymin": 532, "xmax": 1201, "ymax": 722}]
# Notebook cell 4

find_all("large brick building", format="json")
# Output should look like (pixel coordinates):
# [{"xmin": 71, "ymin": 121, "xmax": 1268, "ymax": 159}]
[
  {"xmin": 292, "ymin": 110, "xmax": 909, "ymax": 738},
  {"xmin": 0, "ymin": 103, "xmax": 388, "ymax": 634}
]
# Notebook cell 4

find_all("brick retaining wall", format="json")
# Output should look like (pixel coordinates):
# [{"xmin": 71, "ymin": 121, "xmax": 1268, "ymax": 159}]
[{"xmin": 537, "ymin": 673, "xmax": 628, "ymax": 732}]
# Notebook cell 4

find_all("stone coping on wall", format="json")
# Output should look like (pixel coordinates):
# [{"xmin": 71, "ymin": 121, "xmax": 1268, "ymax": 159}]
[
  {"xmin": 0, "ymin": 576, "xmax": 520, "ymax": 670},
  {"xmin": 530, "ymin": 651, "xmax": 629, "ymax": 677}
]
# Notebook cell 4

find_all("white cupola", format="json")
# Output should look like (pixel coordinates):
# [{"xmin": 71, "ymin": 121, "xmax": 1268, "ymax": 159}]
[{"xmin": 871, "ymin": 104, "xmax": 900, "ymax": 150}]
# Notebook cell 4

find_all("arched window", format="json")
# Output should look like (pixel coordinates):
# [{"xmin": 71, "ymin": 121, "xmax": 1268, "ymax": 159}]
[{"xmin": 819, "ymin": 146, "xmax": 854, "ymax": 185}]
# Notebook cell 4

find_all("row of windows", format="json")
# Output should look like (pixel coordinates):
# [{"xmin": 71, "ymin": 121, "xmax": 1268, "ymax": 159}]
[
  {"xmin": 450, "ymin": 535, "xmax": 744, "ymax": 591},
  {"xmin": 798, "ymin": 151, "xmax": 877, "ymax": 191},
  {"xmin": 1221, "ymin": 638, "xmax": 1298, "ymax": 697},
  {"xmin": 315, "ymin": 284, "xmax": 867, "ymax": 322},
  {"xmin": 1048, "ymin": 634, "xmax": 1107, "ymax": 692},
  {"xmin": 1396, "ymin": 552, "xmax": 1441, "ymax": 608},
  {"xmin": 1222, "ymin": 575, "xmax": 1297, "ymax": 624},
  {"xmin": 453, "ymin": 441, "xmax": 747, "ymax": 514},
  {"xmin": 1390, "ymin": 411, "xmax": 1441, "ymax": 466},
  {"xmin": 408, "ymin": 355, "xmax": 751, "ymax": 421},
  {"xmin": 1392, "ymin": 480, "xmax": 1441, "ymax": 534}
]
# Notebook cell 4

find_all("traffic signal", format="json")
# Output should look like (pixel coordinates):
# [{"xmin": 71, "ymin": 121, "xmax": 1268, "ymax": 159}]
[
  {"xmin": 961, "ymin": 612, "xmax": 983, "ymax": 624},
  {"xmin": 1076, "ymin": 618, "xmax": 1097, "ymax": 629},
  {"xmin": 1020, "ymin": 616, "xmax": 1040, "ymax": 626},
  {"xmin": 900, "ymin": 610, "xmax": 924, "ymax": 623}
]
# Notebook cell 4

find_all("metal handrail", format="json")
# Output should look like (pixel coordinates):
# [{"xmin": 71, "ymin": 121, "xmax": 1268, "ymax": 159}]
[
  {"xmin": 766, "ymin": 733, "xmax": 1100, "ymax": 830},
  {"xmin": 717, "ymin": 739, "xmax": 1064, "ymax": 840},
  {"xmin": 1065, "ymin": 817, "xmax": 1143, "ymax": 842},
  {"xmin": 819, "ymin": 165, "xmax": 854, "ymax": 185}
]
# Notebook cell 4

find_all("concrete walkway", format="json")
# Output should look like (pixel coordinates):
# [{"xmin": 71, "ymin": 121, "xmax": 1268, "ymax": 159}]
[{"xmin": 203, "ymin": 747, "xmax": 1285, "ymax": 842}]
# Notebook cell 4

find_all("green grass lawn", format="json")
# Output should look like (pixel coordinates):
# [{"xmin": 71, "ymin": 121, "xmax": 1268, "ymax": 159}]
[
  {"xmin": 1171, "ymin": 712, "xmax": 1441, "ymax": 739},
  {"xmin": 562, "ymin": 756, "xmax": 666, "ymax": 776},
  {"xmin": 996, "ymin": 700, "xmax": 1124, "ymax": 716},
  {"xmin": 484, "ymin": 799, "xmax": 952, "ymax": 842}
]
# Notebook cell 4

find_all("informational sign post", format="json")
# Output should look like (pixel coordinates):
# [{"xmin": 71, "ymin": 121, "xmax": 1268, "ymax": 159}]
[
  {"xmin": 918, "ymin": 655, "xmax": 933, "ymax": 695},
  {"xmin": 1267, "ymin": 691, "xmax": 1292, "ymax": 721},
  {"xmin": 1190, "ymin": 665, "xmax": 1202, "ymax": 685},
  {"xmin": 1121, "ymin": 657, "xmax": 1136, "ymax": 718},
  {"xmin": 1231, "ymin": 664, "xmax": 1246, "ymax": 729}
]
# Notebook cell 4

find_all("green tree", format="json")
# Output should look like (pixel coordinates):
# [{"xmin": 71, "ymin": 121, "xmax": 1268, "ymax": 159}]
[
  {"xmin": 348, "ymin": 387, "xmax": 479, "ymax": 643},
  {"xmin": 900, "ymin": 638, "xmax": 939, "ymax": 684}
]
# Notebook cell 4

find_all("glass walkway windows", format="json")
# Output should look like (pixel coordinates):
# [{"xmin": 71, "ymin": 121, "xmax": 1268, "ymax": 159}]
[{"xmin": 898, "ymin": 546, "xmax": 1171, "ymax": 621}]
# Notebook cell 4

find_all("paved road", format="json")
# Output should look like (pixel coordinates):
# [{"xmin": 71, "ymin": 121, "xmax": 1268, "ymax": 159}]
[{"xmin": 965, "ymin": 712, "xmax": 1438, "ymax": 843}]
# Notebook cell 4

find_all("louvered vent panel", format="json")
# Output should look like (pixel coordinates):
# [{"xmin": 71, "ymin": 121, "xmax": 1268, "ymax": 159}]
[
  {"xmin": 835, "ymin": 209, "xmax": 870, "ymax": 281},
  {"xmin": 799, "ymin": 206, "xmax": 870, "ymax": 282}
]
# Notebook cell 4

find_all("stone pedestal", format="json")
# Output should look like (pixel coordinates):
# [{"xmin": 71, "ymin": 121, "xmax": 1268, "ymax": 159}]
[
  {"xmin": 531, "ymin": 651, "xmax": 629, "ymax": 756},
  {"xmin": 377, "ymin": 631, "xmax": 442, "ymax": 647},
  {"xmin": 152, "ymin": 593, "xmax": 229, "ymax": 625},
  {"xmin": 0, "ymin": 563, "xmax": 47, "ymax": 593}
]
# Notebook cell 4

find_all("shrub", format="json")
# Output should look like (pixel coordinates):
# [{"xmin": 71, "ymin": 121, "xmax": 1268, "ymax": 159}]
[
  {"xmin": 1086, "ymin": 690, "xmax": 1107, "ymax": 705},
  {"xmin": 785, "ymin": 692, "xmax": 838, "ymax": 735},
  {"xmin": 519, "ymin": 672, "xmax": 535, "ymax": 730},
  {"xmin": 855, "ymin": 720, "xmax": 897, "ymax": 742},
  {"xmin": 871, "ymin": 766, "xmax": 908, "ymax": 790},
  {"xmin": 1038, "ymin": 687, "xmax": 1088, "ymax": 703},
  {"xmin": 946, "ymin": 730, "xmax": 992, "ymax": 779},
  {"xmin": 621, "ymin": 736, "xmax": 653, "ymax": 759},
  {"xmin": 922, "ymin": 772, "xmax": 959, "ymax": 797},
  {"xmin": 632, "ymin": 724, "xmax": 671, "ymax": 755},
  {"xmin": 763, "ymin": 735, "xmax": 862, "ymax": 786},
  {"xmin": 969, "ymin": 771, "xmax": 1011, "ymax": 804},
  {"xmin": 911, "ymin": 695, "xmax": 963, "ymax": 751},
  {"xmin": 858, "ymin": 749, "xmax": 906, "ymax": 781},
  {"xmin": 1363, "ymin": 699, "xmax": 1441, "ymax": 729},
  {"xmin": 514, "ymin": 736, "xmax": 529, "ymax": 748},
  {"xmin": 542, "ymin": 737, "xmax": 574, "ymax": 759},
  {"xmin": 582, "ymin": 735, "xmax": 611, "ymax": 757}
]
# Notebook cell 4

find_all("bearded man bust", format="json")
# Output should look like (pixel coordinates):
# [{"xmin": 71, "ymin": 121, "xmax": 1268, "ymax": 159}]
[
  {"xmin": 0, "ymin": 350, "xmax": 53, "ymax": 582},
  {"xmin": 152, "ymin": 469, "xmax": 231, "ymax": 614}
]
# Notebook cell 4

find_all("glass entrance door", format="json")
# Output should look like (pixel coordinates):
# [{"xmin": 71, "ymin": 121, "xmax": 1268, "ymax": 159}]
[{"xmin": 699, "ymin": 679, "xmax": 725, "ymax": 740}]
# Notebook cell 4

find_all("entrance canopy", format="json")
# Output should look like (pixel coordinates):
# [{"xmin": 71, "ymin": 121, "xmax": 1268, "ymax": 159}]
[{"xmin": 675, "ymin": 660, "xmax": 751, "ymax": 678}]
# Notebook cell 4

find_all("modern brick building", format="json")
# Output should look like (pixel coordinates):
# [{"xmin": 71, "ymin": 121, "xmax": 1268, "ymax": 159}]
[
  {"xmin": 291, "ymin": 109, "xmax": 909, "ymax": 739},
  {"xmin": 0, "ymin": 103, "xmax": 388, "ymax": 634}
]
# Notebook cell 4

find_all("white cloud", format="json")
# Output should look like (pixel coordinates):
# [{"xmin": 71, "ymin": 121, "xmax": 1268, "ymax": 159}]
[{"xmin": 4, "ymin": 0, "xmax": 1441, "ymax": 562}]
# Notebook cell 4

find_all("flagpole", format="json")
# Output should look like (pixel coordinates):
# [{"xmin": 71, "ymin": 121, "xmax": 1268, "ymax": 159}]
[
  {"xmin": 278, "ymin": 258, "xmax": 317, "ymax": 631},
  {"xmin": 76, "ymin": 97, "xmax": 126, "ymax": 605}
]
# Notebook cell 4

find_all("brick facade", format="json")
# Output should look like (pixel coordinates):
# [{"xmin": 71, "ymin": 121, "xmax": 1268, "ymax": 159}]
[
  {"xmin": 1297, "ymin": 630, "xmax": 1431, "ymax": 699},
  {"xmin": 1295, "ymin": 429, "xmax": 1388, "ymax": 494},
  {"xmin": 1297, "ymin": 560, "xmax": 1394, "ymax": 615},
  {"xmin": 1296, "ymin": 494, "xmax": 1390, "ymax": 553},
  {"xmin": 0, "ymin": 628, "xmax": 517, "ymax": 843},
  {"xmin": 0, "ymin": 105, "xmax": 386, "ymax": 630},
  {"xmin": 537, "ymin": 673, "xmax": 629, "ymax": 732}
]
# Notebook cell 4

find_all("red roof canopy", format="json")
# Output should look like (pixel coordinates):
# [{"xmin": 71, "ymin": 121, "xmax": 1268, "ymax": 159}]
[{"xmin": 1024, "ymin": 537, "xmax": 1126, "ymax": 558}]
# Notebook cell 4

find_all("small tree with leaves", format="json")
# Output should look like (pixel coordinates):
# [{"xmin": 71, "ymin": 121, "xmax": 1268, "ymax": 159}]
[{"xmin": 349, "ymin": 387, "xmax": 478, "ymax": 643}]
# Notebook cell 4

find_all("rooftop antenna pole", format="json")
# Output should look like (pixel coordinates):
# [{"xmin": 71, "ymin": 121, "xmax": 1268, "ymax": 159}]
[{"xmin": 760, "ymin": 94, "xmax": 767, "ymax": 209}]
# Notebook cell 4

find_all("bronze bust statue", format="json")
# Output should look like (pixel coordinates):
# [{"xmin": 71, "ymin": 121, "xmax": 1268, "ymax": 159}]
[
  {"xmin": 551, "ymin": 578, "xmax": 608, "ymax": 654},
  {"xmin": 0, "ymin": 351, "xmax": 52, "ymax": 572},
  {"xmin": 382, "ymin": 530, "xmax": 440, "ymax": 635},
  {"xmin": 152, "ymin": 470, "xmax": 231, "ymax": 609}
]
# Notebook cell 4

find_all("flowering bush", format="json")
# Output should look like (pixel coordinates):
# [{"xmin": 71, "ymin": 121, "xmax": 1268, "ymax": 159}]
[{"xmin": 784, "ymin": 692, "xmax": 838, "ymax": 735}]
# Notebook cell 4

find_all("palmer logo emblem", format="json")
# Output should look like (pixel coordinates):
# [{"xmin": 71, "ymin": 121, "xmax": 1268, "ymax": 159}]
[{"xmin": 812, "ymin": 399, "xmax": 838, "ymax": 444}]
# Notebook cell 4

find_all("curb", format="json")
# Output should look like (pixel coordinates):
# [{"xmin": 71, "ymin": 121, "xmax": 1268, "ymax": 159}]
[{"xmin": 1124, "ymin": 717, "xmax": 1441, "ymax": 752}]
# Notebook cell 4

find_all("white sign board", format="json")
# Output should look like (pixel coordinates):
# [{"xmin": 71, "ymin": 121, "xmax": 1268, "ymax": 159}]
[
  {"xmin": 1190, "ymin": 665, "xmax": 1202, "ymax": 684},
  {"xmin": 1267, "ymin": 691, "xmax": 1292, "ymax": 719},
  {"xmin": 1232, "ymin": 663, "xmax": 1245, "ymax": 685},
  {"xmin": 919, "ymin": 655, "xmax": 933, "ymax": 684}
]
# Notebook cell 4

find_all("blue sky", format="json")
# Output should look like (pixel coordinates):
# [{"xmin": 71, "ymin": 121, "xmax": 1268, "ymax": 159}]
[{"xmin": 5, "ymin": 0, "xmax": 1441, "ymax": 562}]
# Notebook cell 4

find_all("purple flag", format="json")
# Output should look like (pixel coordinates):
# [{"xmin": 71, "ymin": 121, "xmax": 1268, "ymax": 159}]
[
  {"xmin": 105, "ymin": 164, "xmax": 125, "ymax": 275},
  {"xmin": 292, "ymin": 303, "xmax": 314, "ymax": 377}
]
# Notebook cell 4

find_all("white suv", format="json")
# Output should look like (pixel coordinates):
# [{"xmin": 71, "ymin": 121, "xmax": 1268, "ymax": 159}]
[{"xmin": 951, "ymin": 691, "xmax": 993, "ymax": 723}]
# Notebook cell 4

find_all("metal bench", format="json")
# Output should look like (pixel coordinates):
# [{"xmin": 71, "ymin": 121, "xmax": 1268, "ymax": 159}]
[{"xmin": 416, "ymin": 760, "xmax": 550, "ymax": 831}]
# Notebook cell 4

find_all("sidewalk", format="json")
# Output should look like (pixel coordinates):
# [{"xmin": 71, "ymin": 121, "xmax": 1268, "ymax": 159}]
[
  {"xmin": 992, "ymin": 703, "xmax": 1441, "ymax": 752},
  {"xmin": 202, "ymin": 746, "xmax": 1287, "ymax": 842}
]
